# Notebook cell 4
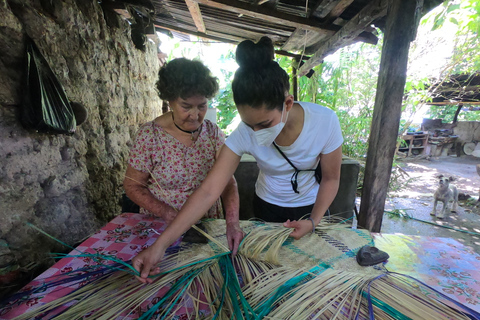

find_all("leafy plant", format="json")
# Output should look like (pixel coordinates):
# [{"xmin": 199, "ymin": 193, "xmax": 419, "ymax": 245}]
[
  {"xmin": 293, "ymin": 42, "xmax": 381, "ymax": 159},
  {"xmin": 211, "ymin": 85, "xmax": 238, "ymax": 134},
  {"xmin": 210, "ymin": 51, "xmax": 238, "ymax": 133},
  {"xmin": 407, "ymin": 0, "xmax": 480, "ymax": 124},
  {"xmin": 427, "ymin": 0, "xmax": 480, "ymax": 75}
]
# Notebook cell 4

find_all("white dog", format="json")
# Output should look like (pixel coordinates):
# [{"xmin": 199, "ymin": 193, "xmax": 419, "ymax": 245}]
[{"xmin": 430, "ymin": 175, "xmax": 458, "ymax": 219}]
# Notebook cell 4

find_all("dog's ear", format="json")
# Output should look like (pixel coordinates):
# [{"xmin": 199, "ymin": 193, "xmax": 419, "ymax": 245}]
[
  {"xmin": 437, "ymin": 174, "xmax": 444, "ymax": 179},
  {"xmin": 449, "ymin": 176, "xmax": 455, "ymax": 181}
]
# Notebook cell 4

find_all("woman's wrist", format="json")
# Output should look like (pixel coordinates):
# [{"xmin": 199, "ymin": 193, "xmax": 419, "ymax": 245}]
[
  {"xmin": 151, "ymin": 237, "xmax": 168, "ymax": 253},
  {"xmin": 307, "ymin": 217, "xmax": 316, "ymax": 233},
  {"xmin": 226, "ymin": 219, "xmax": 239, "ymax": 226},
  {"xmin": 225, "ymin": 212, "xmax": 240, "ymax": 226},
  {"xmin": 310, "ymin": 208, "xmax": 328, "ymax": 225}
]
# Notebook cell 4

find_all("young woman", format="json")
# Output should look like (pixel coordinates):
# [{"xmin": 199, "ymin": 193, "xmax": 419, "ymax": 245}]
[{"xmin": 132, "ymin": 38, "xmax": 343, "ymax": 283}]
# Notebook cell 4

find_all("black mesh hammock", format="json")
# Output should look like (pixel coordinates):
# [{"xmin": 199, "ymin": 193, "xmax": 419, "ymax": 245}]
[{"xmin": 20, "ymin": 36, "xmax": 76, "ymax": 134}]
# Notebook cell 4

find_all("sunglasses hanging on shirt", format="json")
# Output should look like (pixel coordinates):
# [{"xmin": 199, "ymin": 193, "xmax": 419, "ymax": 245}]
[{"xmin": 272, "ymin": 142, "xmax": 322, "ymax": 193}]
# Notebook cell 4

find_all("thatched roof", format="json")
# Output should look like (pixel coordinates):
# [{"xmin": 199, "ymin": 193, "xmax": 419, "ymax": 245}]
[{"xmin": 103, "ymin": 0, "xmax": 444, "ymax": 75}]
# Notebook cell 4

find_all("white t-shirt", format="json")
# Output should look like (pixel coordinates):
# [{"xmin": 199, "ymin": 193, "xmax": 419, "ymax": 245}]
[{"xmin": 225, "ymin": 101, "xmax": 343, "ymax": 207}]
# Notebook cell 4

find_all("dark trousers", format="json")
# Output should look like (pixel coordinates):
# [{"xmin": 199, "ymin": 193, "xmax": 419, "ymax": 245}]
[{"xmin": 253, "ymin": 193, "xmax": 314, "ymax": 222}]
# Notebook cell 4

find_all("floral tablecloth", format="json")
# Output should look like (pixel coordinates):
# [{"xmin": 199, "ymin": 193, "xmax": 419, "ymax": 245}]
[
  {"xmin": 2, "ymin": 213, "xmax": 480, "ymax": 318},
  {"xmin": 373, "ymin": 233, "xmax": 480, "ymax": 311},
  {"xmin": 0, "ymin": 213, "xmax": 190, "ymax": 319}
]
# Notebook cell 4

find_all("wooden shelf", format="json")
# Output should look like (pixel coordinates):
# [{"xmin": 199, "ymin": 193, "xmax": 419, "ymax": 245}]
[{"xmin": 399, "ymin": 133, "xmax": 429, "ymax": 157}]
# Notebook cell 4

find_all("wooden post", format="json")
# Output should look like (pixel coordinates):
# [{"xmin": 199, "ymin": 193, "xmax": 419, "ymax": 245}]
[
  {"xmin": 358, "ymin": 0, "xmax": 423, "ymax": 232},
  {"xmin": 452, "ymin": 104, "xmax": 462, "ymax": 123},
  {"xmin": 292, "ymin": 57, "xmax": 299, "ymax": 101}
]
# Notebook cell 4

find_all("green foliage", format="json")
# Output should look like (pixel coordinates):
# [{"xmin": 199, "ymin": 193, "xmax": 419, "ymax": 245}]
[
  {"xmin": 399, "ymin": 77, "xmax": 432, "ymax": 134},
  {"xmin": 402, "ymin": 0, "xmax": 480, "ymax": 129},
  {"xmin": 427, "ymin": 0, "xmax": 480, "ymax": 74},
  {"xmin": 426, "ymin": 105, "xmax": 457, "ymax": 122},
  {"xmin": 211, "ymin": 85, "xmax": 238, "ymax": 134},
  {"xmin": 210, "ymin": 51, "xmax": 238, "ymax": 133},
  {"xmin": 426, "ymin": 105, "xmax": 480, "ymax": 122},
  {"xmin": 292, "ymin": 42, "xmax": 382, "ymax": 159}
]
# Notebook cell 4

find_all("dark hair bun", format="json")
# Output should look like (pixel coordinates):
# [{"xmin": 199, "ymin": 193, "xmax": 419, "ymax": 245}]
[{"xmin": 236, "ymin": 36, "xmax": 274, "ymax": 69}]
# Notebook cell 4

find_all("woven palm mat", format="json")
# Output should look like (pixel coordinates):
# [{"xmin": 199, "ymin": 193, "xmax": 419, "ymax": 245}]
[
  {"xmin": 8, "ymin": 220, "xmax": 478, "ymax": 319},
  {"xmin": 184, "ymin": 220, "xmax": 478, "ymax": 320},
  {"xmin": 194, "ymin": 219, "xmax": 379, "ymax": 274}
]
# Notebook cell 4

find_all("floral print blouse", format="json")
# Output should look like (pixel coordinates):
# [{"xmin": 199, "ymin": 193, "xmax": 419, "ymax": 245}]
[{"xmin": 128, "ymin": 119, "xmax": 226, "ymax": 219}]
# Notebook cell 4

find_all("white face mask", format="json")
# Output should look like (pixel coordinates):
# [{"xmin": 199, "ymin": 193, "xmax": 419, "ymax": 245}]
[{"xmin": 254, "ymin": 104, "xmax": 289, "ymax": 147}]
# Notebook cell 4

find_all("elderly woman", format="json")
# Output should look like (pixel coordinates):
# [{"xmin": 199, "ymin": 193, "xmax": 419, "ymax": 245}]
[{"xmin": 123, "ymin": 58, "xmax": 242, "ymax": 246}]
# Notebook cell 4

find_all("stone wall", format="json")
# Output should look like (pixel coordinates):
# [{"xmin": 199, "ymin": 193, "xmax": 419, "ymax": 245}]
[
  {"xmin": 452, "ymin": 121, "xmax": 480, "ymax": 143},
  {"xmin": 0, "ymin": 0, "xmax": 161, "ymax": 290}
]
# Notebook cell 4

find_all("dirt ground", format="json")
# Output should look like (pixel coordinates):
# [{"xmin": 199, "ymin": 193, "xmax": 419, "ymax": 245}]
[
  {"xmin": 393, "ymin": 154, "xmax": 480, "ymax": 202},
  {"xmin": 379, "ymin": 154, "xmax": 480, "ymax": 254}
]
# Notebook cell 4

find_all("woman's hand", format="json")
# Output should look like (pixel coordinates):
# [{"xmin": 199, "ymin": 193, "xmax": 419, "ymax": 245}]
[
  {"xmin": 132, "ymin": 243, "xmax": 166, "ymax": 284},
  {"xmin": 283, "ymin": 219, "xmax": 313, "ymax": 240},
  {"xmin": 226, "ymin": 222, "xmax": 245, "ymax": 257}
]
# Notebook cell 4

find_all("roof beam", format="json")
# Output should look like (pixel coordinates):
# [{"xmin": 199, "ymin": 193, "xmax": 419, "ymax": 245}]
[
  {"xmin": 154, "ymin": 23, "xmax": 240, "ymax": 43},
  {"xmin": 275, "ymin": 50, "xmax": 311, "ymax": 60},
  {"xmin": 314, "ymin": 0, "xmax": 344, "ymax": 19},
  {"xmin": 190, "ymin": 0, "xmax": 338, "ymax": 35},
  {"xmin": 427, "ymin": 101, "xmax": 480, "ymax": 105},
  {"xmin": 185, "ymin": 0, "xmax": 206, "ymax": 33},
  {"xmin": 324, "ymin": 0, "xmax": 355, "ymax": 22},
  {"xmin": 298, "ymin": 0, "xmax": 387, "ymax": 76},
  {"xmin": 282, "ymin": 28, "xmax": 327, "ymax": 51}
]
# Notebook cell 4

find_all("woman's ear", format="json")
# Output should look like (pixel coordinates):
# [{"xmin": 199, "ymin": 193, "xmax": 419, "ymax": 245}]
[{"xmin": 285, "ymin": 94, "xmax": 295, "ymax": 112}]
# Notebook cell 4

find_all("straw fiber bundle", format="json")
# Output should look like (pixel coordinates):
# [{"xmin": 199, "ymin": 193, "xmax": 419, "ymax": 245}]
[{"xmin": 3, "ymin": 220, "xmax": 479, "ymax": 319}]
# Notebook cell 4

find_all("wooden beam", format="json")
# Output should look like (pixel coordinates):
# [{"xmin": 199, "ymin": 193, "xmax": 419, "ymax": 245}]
[
  {"xmin": 358, "ymin": 0, "xmax": 423, "ymax": 232},
  {"xmin": 323, "ymin": 0, "xmax": 355, "ymax": 22},
  {"xmin": 190, "ymin": 0, "xmax": 338, "ymax": 34},
  {"xmin": 154, "ymin": 24, "xmax": 240, "ymax": 43},
  {"xmin": 292, "ymin": 61, "xmax": 298, "ymax": 101},
  {"xmin": 283, "ymin": 28, "xmax": 377, "ymax": 53},
  {"xmin": 314, "ymin": 0, "xmax": 344, "ymax": 19},
  {"xmin": 309, "ymin": 0, "xmax": 326, "ymax": 18},
  {"xmin": 298, "ymin": 0, "xmax": 387, "ymax": 76},
  {"xmin": 330, "ymin": 0, "xmax": 354, "ymax": 17},
  {"xmin": 275, "ymin": 50, "xmax": 310, "ymax": 60},
  {"xmin": 282, "ymin": 28, "xmax": 330, "ymax": 52},
  {"xmin": 282, "ymin": 29, "xmax": 310, "ymax": 51},
  {"xmin": 185, "ymin": 0, "xmax": 206, "ymax": 33},
  {"xmin": 427, "ymin": 101, "xmax": 480, "ymax": 105}
]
